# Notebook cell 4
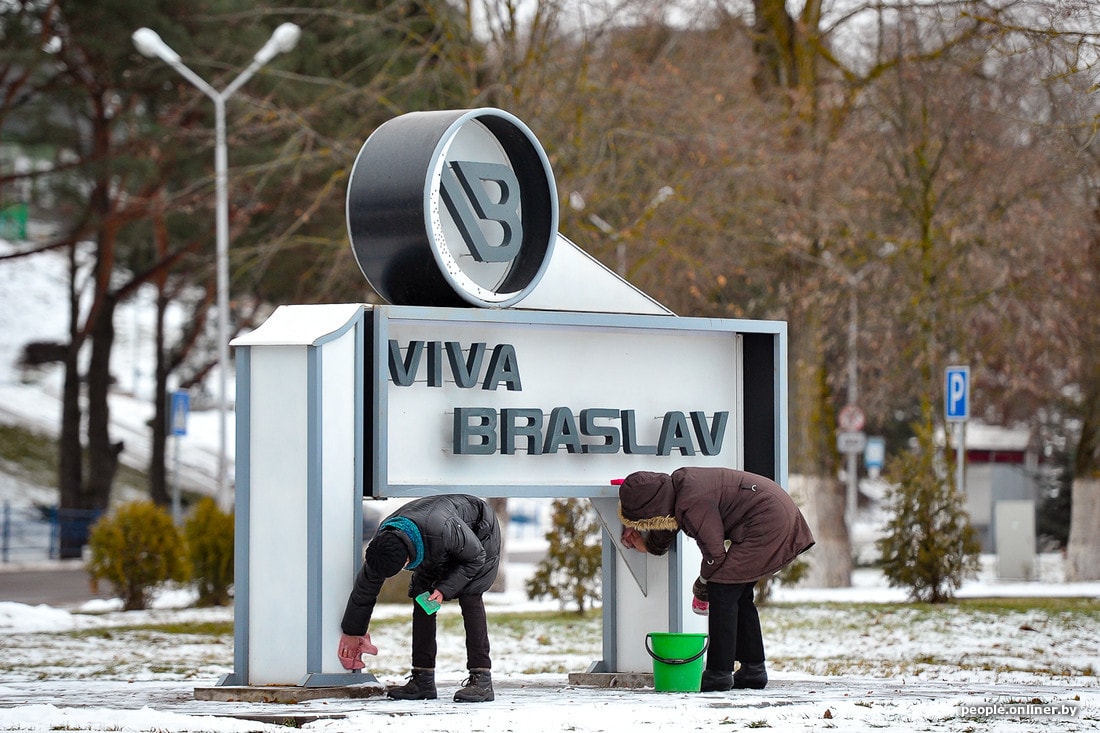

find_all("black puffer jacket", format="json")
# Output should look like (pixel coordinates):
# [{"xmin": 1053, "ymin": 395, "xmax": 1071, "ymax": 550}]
[{"xmin": 341, "ymin": 495, "xmax": 500, "ymax": 636}]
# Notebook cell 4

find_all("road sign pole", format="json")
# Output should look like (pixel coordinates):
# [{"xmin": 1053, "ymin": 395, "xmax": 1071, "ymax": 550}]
[
  {"xmin": 955, "ymin": 422, "xmax": 965, "ymax": 496},
  {"xmin": 846, "ymin": 451, "xmax": 858, "ymax": 529},
  {"xmin": 837, "ymin": 405, "xmax": 866, "ymax": 529},
  {"xmin": 172, "ymin": 435, "xmax": 182, "ymax": 525}
]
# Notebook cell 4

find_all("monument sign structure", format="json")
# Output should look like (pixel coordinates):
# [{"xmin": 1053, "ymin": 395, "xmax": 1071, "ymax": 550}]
[{"xmin": 224, "ymin": 109, "xmax": 787, "ymax": 687}]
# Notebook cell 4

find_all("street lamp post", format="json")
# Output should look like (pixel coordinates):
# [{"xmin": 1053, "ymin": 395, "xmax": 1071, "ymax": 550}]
[{"xmin": 132, "ymin": 24, "xmax": 301, "ymax": 509}]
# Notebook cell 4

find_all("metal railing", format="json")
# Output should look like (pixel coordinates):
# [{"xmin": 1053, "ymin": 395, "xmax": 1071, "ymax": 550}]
[{"xmin": 1, "ymin": 503, "xmax": 101, "ymax": 562}]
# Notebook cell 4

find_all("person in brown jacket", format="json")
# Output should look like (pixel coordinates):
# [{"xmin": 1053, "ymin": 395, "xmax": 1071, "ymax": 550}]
[{"xmin": 617, "ymin": 466, "xmax": 814, "ymax": 692}]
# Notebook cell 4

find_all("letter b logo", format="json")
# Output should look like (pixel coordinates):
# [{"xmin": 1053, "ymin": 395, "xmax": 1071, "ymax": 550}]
[{"xmin": 441, "ymin": 161, "xmax": 523, "ymax": 263}]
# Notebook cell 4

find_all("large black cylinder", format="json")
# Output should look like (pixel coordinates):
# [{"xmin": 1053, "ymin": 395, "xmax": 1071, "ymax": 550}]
[{"xmin": 346, "ymin": 108, "xmax": 558, "ymax": 308}]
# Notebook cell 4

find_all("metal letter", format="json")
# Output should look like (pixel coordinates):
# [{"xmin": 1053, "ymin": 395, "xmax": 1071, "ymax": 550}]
[
  {"xmin": 454, "ymin": 407, "xmax": 497, "ymax": 455},
  {"xmin": 440, "ymin": 161, "xmax": 523, "ymax": 263},
  {"xmin": 501, "ymin": 408, "xmax": 543, "ymax": 455},
  {"xmin": 657, "ymin": 411, "xmax": 696, "ymax": 456}
]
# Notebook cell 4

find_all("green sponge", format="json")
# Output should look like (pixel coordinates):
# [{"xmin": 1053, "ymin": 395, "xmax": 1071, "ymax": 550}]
[{"xmin": 415, "ymin": 591, "xmax": 441, "ymax": 615}]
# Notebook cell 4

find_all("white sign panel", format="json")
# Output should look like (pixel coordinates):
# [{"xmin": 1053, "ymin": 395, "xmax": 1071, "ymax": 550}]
[
  {"xmin": 837, "ymin": 431, "xmax": 866, "ymax": 453},
  {"xmin": 370, "ymin": 306, "xmax": 776, "ymax": 496},
  {"xmin": 864, "ymin": 436, "xmax": 886, "ymax": 470}
]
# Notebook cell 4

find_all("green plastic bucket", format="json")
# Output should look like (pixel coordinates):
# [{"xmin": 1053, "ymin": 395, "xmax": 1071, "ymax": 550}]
[{"xmin": 645, "ymin": 632, "xmax": 709, "ymax": 692}]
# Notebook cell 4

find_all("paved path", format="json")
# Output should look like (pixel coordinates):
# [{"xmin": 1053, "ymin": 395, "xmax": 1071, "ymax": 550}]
[
  {"xmin": 0, "ymin": 551, "xmax": 545, "ymax": 609},
  {"xmin": 0, "ymin": 563, "xmax": 116, "ymax": 607}
]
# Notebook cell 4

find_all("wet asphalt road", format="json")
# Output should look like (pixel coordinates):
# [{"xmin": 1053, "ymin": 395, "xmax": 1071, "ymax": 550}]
[{"xmin": 0, "ymin": 564, "xmax": 117, "ymax": 608}]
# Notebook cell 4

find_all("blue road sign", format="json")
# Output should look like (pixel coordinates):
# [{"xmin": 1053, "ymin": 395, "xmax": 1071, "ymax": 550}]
[
  {"xmin": 864, "ymin": 436, "xmax": 886, "ymax": 470},
  {"xmin": 170, "ymin": 390, "xmax": 190, "ymax": 436},
  {"xmin": 945, "ymin": 366, "xmax": 969, "ymax": 422}
]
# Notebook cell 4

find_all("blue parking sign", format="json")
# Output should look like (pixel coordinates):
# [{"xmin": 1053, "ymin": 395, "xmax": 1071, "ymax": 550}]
[
  {"xmin": 170, "ymin": 390, "xmax": 190, "ymax": 436},
  {"xmin": 945, "ymin": 366, "xmax": 969, "ymax": 422}
]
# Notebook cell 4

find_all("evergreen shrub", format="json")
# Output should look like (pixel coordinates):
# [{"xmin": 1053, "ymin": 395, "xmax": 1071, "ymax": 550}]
[
  {"xmin": 876, "ymin": 421, "xmax": 981, "ymax": 602},
  {"xmin": 184, "ymin": 497, "xmax": 234, "ymax": 607},
  {"xmin": 86, "ymin": 500, "xmax": 190, "ymax": 610},
  {"xmin": 525, "ymin": 498, "xmax": 602, "ymax": 615}
]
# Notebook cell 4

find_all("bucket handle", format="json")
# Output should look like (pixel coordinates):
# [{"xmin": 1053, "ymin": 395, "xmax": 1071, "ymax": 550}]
[{"xmin": 644, "ymin": 633, "xmax": 709, "ymax": 666}]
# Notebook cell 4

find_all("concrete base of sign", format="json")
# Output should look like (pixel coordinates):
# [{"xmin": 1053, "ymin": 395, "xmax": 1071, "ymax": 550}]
[
  {"xmin": 195, "ymin": 674, "xmax": 654, "ymax": 705},
  {"xmin": 194, "ymin": 683, "xmax": 383, "ymax": 704},
  {"xmin": 567, "ymin": 671, "xmax": 654, "ymax": 689}
]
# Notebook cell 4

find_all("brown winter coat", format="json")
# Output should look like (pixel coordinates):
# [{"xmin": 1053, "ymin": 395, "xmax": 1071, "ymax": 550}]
[{"xmin": 618, "ymin": 467, "xmax": 815, "ymax": 584}]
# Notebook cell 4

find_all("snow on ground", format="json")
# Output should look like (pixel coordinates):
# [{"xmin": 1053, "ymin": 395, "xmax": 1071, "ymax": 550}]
[{"xmin": 0, "ymin": 558, "xmax": 1097, "ymax": 733}]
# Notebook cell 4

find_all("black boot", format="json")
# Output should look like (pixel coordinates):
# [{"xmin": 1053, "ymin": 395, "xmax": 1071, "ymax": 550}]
[
  {"xmin": 387, "ymin": 667, "xmax": 437, "ymax": 700},
  {"xmin": 699, "ymin": 669, "xmax": 733, "ymax": 692},
  {"xmin": 454, "ymin": 668, "xmax": 495, "ymax": 702},
  {"xmin": 733, "ymin": 661, "xmax": 768, "ymax": 690}
]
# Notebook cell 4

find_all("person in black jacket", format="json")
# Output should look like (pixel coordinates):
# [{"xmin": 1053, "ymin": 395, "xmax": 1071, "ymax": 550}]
[{"xmin": 337, "ymin": 494, "xmax": 501, "ymax": 703}]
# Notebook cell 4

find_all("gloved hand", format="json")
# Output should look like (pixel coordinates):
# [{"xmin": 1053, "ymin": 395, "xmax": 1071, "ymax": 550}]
[
  {"xmin": 691, "ymin": 576, "xmax": 710, "ymax": 616},
  {"xmin": 337, "ymin": 633, "xmax": 378, "ymax": 670}
]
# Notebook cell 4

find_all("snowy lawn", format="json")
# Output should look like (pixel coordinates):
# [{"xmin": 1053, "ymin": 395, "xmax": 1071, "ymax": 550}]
[{"xmin": 0, "ymin": 586, "xmax": 1097, "ymax": 732}]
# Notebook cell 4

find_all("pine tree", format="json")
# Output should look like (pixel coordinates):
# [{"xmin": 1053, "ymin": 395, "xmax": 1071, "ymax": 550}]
[
  {"xmin": 876, "ymin": 421, "xmax": 981, "ymax": 603},
  {"xmin": 525, "ymin": 499, "xmax": 602, "ymax": 615}
]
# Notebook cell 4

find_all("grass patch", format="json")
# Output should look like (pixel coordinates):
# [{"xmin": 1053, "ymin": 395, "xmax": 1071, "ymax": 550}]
[
  {"xmin": 0, "ymin": 422, "xmax": 59, "ymax": 486},
  {"xmin": 47, "ymin": 595, "xmax": 1097, "ymax": 654},
  {"xmin": 953, "ymin": 597, "xmax": 1100, "ymax": 614},
  {"xmin": 0, "ymin": 421, "xmax": 155, "ymax": 498},
  {"xmin": 65, "ymin": 620, "xmax": 234, "ymax": 638},
  {"xmin": 767, "ymin": 597, "xmax": 1100, "ymax": 617}
]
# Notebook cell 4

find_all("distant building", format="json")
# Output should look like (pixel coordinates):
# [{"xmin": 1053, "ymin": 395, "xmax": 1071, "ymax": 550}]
[{"xmin": 948, "ymin": 422, "xmax": 1043, "ymax": 553}]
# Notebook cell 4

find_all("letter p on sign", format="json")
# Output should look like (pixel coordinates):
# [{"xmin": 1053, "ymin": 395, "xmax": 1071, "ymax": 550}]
[{"xmin": 945, "ymin": 366, "xmax": 969, "ymax": 422}]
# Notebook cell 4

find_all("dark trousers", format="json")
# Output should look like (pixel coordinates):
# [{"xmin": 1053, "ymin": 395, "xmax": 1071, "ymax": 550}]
[
  {"xmin": 705, "ymin": 580, "xmax": 764, "ymax": 673},
  {"xmin": 411, "ymin": 594, "xmax": 491, "ymax": 670}
]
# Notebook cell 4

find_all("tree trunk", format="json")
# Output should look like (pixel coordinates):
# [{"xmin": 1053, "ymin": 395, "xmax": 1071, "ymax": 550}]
[
  {"xmin": 787, "ymin": 272, "xmax": 851, "ymax": 586},
  {"xmin": 149, "ymin": 285, "xmax": 171, "ymax": 507},
  {"xmin": 58, "ymin": 245, "xmax": 86, "ymax": 559},
  {"xmin": 1066, "ymin": 342, "xmax": 1100, "ymax": 580},
  {"xmin": 751, "ymin": 0, "xmax": 798, "ymax": 93},
  {"xmin": 793, "ymin": 474, "xmax": 851, "ymax": 587},
  {"xmin": 85, "ymin": 292, "xmax": 120, "ymax": 511},
  {"xmin": 1065, "ymin": 191, "xmax": 1100, "ymax": 580},
  {"xmin": 1066, "ymin": 477, "xmax": 1100, "ymax": 581}
]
